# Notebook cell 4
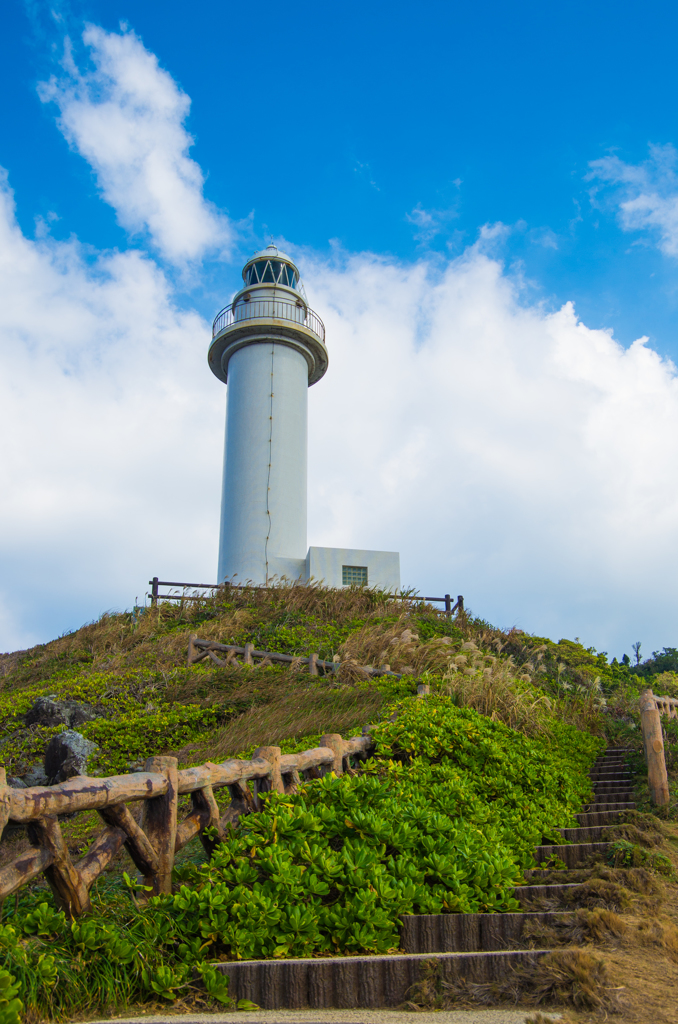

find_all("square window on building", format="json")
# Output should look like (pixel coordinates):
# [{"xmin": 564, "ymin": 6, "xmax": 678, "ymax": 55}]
[{"xmin": 342, "ymin": 565, "xmax": 368, "ymax": 586}]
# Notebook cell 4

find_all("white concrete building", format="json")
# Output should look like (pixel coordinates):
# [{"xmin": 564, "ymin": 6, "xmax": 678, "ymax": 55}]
[{"xmin": 209, "ymin": 246, "xmax": 400, "ymax": 591}]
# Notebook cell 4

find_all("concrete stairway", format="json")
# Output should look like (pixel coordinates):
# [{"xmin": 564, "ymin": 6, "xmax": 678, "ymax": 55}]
[{"xmin": 217, "ymin": 747, "xmax": 636, "ymax": 1008}]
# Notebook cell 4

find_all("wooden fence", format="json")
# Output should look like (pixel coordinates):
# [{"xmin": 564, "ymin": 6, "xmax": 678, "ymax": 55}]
[
  {"xmin": 188, "ymin": 635, "xmax": 410, "ymax": 678},
  {"xmin": 0, "ymin": 732, "xmax": 374, "ymax": 918},
  {"xmin": 149, "ymin": 577, "xmax": 464, "ymax": 618},
  {"xmin": 639, "ymin": 688, "xmax": 676, "ymax": 806}
]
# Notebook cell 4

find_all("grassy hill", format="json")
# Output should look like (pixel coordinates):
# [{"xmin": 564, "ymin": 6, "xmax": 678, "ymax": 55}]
[
  {"xmin": 0, "ymin": 584, "xmax": 648, "ymax": 780},
  {"xmin": 0, "ymin": 584, "xmax": 676, "ymax": 1022}
]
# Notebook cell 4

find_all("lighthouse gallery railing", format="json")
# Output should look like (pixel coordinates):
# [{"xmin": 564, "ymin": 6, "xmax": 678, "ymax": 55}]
[{"xmin": 212, "ymin": 300, "xmax": 326, "ymax": 344}]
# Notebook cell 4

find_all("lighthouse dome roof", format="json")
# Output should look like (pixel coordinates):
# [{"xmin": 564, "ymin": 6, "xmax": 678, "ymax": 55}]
[
  {"xmin": 248, "ymin": 244, "xmax": 296, "ymax": 265},
  {"xmin": 242, "ymin": 245, "xmax": 301, "ymax": 289}
]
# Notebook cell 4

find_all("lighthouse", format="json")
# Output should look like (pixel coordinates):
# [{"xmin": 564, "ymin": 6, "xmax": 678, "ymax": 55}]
[{"xmin": 209, "ymin": 245, "xmax": 400, "ymax": 590}]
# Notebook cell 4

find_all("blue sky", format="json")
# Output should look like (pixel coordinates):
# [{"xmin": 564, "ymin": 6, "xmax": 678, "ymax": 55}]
[
  {"xmin": 2, "ymin": 0, "xmax": 678, "ymax": 660},
  {"xmin": 5, "ymin": 0, "xmax": 678, "ymax": 349}
]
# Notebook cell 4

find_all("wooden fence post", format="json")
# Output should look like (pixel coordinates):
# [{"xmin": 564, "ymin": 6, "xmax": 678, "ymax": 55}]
[
  {"xmin": 26, "ymin": 816, "xmax": 91, "ymax": 916},
  {"xmin": 98, "ymin": 803, "xmax": 160, "ymax": 878},
  {"xmin": 639, "ymin": 689, "xmax": 670, "ymax": 806},
  {"xmin": 0, "ymin": 769, "xmax": 10, "ymax": 838},
  {"xmin": 140, "ymin": 756, "xmax": 178, "ymax": 894},
  {"xmin": 320, "ymin": 734, "xmax": 346, "ymax": 775},
  {"xmin": 190, "ymin": 784, "xmax": 224, "ymax": 856},
  {"xmin": 417, "ymin": 683, "xmax": 431, "ymax": 697},
  {"xmin": 253, "ymin": 747, "xmax": 284, "ymax": 795}
]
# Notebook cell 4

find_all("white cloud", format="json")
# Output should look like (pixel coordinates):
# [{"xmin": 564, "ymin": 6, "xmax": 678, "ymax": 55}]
[
  {"xmin": 588, "ymin": 144, "xmax": 678, "ymax": 256},
  {"xmin": 302, "ymin": 244, "xmax": 678, "ymax": 654},
  {"xmin": 0, "ymin": 168, "xmax": 224, "ymax": 650},
  {"xmin": 38, "ymin": 24, "xmax": 231, "ymax": 265}
]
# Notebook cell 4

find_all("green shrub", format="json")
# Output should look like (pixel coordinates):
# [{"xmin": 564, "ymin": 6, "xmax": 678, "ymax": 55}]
[
  {"xmin": 82, "ymin": 706, "xmax": 227, "ymax": 774},
  {"xmin": 236, "ymin": 611, "xmax": 367, "ymax": 660}
]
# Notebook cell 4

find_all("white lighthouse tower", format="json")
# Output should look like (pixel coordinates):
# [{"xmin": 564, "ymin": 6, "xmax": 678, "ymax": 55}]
[{"xmin": 209, "ymin": 245, "xmax": 400, "ymax": 590}]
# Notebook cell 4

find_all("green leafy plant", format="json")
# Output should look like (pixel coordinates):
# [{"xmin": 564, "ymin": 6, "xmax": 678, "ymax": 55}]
[
  {"xmin": 607, "ymin": 839, "xmax": 673, "ymax": 876},
  {"xmin": 20, "ymin": 903, "xmax": 65, "ymax": 939},
  {"xmin": 0, "ymin": 971, "xmax": 22, "ymax": 1024}
]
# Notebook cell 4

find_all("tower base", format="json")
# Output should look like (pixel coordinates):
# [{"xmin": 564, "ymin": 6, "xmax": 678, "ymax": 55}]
[{"xmin": 268, "ymin": 547, "xmax": 400, "ymax": 591}]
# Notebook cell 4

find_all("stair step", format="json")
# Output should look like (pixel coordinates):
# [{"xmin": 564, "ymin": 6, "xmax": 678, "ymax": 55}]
[
  {"xmin": 594, "ymin": 781, "xmax": 633, "ymax": 791},
  {"xmin": 576, "ymin": 810, "xmax": 629, "ymax": 826},
  {"xmin": 551, "ymin": 825, "xmax": 620, "ymax": 844},
  {"xmin": 533, "ymin": 842, "xmax": 611, "ymax": 868},
  {"xmin": 593, "ymin": 791, "xmax": 633, "ymax": 802},
  {"xmin": 216, "ymin": 949, "xmax": 550, "ymax": 1008},
  {"xmin": 581, "ymin": 798, "xmax": 634, "ymax": 815},
  {"xmin": 590, "ymin": 777, "xmax": 632, "ymax": 785},
  {"xmin": 512, "ymin": 882, "xmax": 582, "ymax": 905},
  {"xmin": 401, "ymin": 911, "xmax": 573, "ymax": 953}
]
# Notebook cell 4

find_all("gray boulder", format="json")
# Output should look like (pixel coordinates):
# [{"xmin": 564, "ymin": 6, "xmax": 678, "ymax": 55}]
[
  {"xmin": 19, "ymin": 765, "xmax": 49, "ymax": 788},
  {"xmin": 25, "ymin": 696, "xmax": 101, "ymax": 730},
  {"xmin": 44, "ymin": 730, "xmax": 98, "ymax": 784}
]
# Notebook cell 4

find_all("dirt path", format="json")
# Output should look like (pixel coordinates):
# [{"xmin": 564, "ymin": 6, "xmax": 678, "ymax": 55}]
[{"xmin": 84, "ymin": 1010, "xmax": 558, "ymax": 1024}]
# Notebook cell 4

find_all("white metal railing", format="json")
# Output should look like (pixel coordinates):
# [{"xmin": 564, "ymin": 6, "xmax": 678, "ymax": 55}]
[{"xmin": 212, "ymin": 300, "xmax": 325, "ymax": 344}]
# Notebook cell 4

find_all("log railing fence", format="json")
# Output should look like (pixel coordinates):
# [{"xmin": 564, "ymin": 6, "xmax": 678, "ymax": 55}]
[
  {"xmin": 149, "ymin": 577, "xmax": 464, "ymax": 619},
  {"xmin": 0, "ymin": 733, "xmax": 375, "ymax": 918},
  {"xmin": 188, "ymin": 636, "xmax": 406, "ymax": 678},
  {"xmin": 639, "ymin": 688, "xmax": 676, "ymax": 806},
  {"xmin": 188, "ymin": 636, "xmax": 434, "ymax": 696}
]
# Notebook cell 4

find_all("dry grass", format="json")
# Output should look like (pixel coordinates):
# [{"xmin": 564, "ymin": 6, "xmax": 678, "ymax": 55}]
[
  {"xmin": 520, "ymin": 864, "xmax": 666, "ymax": 915},
  {"xmin": 438, "ymin": 643, "xmax": 554, "ymax": 736},
  {"xmin": 591, "ymin": 945, "xmax": 678, "ymax": 1023},
  {"xmin": 522, "ymin": 908, "xmax": 629, "ymax": 948},
  {"xmin": 336, "ymin": 619, "xmax": 572, "ymax": 737},
  {"xmin": 404, "ymin": 950, "xmax": 623, "ymax": 1014},
  {"xmin": 336, "ymin": 615, "xmax": 457, "ymax": 675},
  {"xmin": 175, "ymin": 678, "xmax": 385, "ymax": 763},
  {"xmin": 509, "ymin": 950, "xmax": 624, "ymax": 1013}
]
